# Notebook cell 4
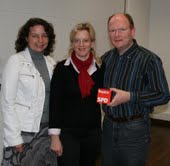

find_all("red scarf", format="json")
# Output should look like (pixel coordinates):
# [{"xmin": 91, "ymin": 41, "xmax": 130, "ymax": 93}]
[{"xmin": 71, "ymin": 52, "xmax": 95, "ymax": 98}]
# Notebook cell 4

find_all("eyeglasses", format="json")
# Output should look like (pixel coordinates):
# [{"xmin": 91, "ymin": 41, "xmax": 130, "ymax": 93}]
[
  {"xmin": 73, "ymin": 38, "xmax": 91, "ymax": 45},
  {"xmin": 109, "ymin": 28, "xmax": 129, "ymax": 33}
]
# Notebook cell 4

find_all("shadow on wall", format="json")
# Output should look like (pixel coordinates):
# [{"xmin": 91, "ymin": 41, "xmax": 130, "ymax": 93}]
[{"xmin": 0, "ymin": 91, "xmax": 3, "ymax": 162}]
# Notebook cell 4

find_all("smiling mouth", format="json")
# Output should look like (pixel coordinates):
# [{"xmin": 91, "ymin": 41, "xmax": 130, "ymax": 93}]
[
  {"xmin": 36, "ymin": 44, "xmax": 45, "ymax": 48},
  {"xmin": 78, "ymin": 48, "xmax": 87, "ymax": 51}
]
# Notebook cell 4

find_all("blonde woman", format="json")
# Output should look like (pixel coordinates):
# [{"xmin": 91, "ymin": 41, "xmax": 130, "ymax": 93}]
[{"xmin": 49, "ymin": 22, "xmax": 105, "ymax": 166}]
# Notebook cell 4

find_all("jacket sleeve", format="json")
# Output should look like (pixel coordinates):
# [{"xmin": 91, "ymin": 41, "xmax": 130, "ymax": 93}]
[{"xmin": 1, "ymin": 54, "xmax": 23, "ymax": 146}]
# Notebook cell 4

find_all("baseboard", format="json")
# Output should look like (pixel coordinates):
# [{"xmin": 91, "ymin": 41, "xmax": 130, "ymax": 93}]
[
  {"xmin": 150, "ymin": 118, "xmax": 170, "ymax": 127},
  {"xmin": 150, "ymin": 110, "xmax": 170, "ymax": 121}
]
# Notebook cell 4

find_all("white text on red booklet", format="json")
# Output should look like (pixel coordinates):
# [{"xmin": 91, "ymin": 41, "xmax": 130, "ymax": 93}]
[{"xmin": 96, "ymin": 88, "xmax": 112, "ymax": 104}]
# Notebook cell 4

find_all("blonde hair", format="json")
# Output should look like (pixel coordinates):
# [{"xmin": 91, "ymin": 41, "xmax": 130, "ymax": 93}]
[{"xmin": 68, "ymin": 22, "xmax": 101, "ymax": 65}]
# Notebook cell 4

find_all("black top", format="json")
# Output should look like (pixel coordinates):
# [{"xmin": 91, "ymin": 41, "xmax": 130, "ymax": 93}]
[{"xmin": 49, "ymin": 59, "xmax": 105, "ymax": 129}]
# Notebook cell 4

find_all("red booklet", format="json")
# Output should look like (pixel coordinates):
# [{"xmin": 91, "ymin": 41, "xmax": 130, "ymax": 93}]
[{"xmin": 96, "ymin": 88, "xmax": 112, "ymax": 104}]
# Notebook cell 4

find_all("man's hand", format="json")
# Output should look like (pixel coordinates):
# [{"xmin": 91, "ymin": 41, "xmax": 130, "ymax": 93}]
[{"xmin": 108, "ymin": 88, "xmax": 130, "ymax": 107}]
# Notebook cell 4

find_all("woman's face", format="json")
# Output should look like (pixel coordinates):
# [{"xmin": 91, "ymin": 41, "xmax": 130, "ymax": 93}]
[
  {"xmin": 72, "ymin": 30, "xmax": 94, "ymax": 61},
  {"xmin": 26, "ymin": 25, "xmax": 49, "ymax": 53}
]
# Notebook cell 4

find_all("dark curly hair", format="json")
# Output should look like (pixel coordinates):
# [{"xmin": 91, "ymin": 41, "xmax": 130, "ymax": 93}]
[{"xmin": 15, "ymin": 17, "xmax": 55, "ymax": 55}]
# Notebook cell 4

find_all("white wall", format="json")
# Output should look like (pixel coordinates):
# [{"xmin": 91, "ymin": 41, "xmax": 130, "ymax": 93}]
[
  {"xmin": 0, "ymin": 0, "xmax": 125, "ymax": 162},
  {"xmin": 148, "ymin": 0, "xmax": 170, "ymax": 120},
  {"xmin": 125, "ymin": 0, "xmax": 150, "ymax": 48}
]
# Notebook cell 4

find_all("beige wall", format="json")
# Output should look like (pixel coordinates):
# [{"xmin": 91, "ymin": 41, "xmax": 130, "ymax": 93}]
[{"xmin": 125, "ymin": 0, "xmax": 150, "ymax": 48}]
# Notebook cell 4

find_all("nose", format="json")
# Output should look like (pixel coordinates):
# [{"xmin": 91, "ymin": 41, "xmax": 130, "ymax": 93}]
[
  {"xmin": 38, "ymin": 36, "xmax": 43, "ymax": 42},
  {"xmin": 79, "ymin": 40, "xmax": 84, "ymax": 46},
  {"xmin": 114, "ymin": 30, "xmax": 120, "ymax": 36}
]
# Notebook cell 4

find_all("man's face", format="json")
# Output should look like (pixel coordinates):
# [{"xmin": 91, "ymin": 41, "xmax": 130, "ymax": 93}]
[{"xmin": 108, "ymin": 14, "xmax": 135, "ymax": 55}]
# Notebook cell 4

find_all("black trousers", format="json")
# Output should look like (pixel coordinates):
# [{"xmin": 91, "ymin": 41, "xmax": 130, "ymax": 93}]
[{"xmin": 58, "ymin": 128, "xmax": 101, "ymax": 166}]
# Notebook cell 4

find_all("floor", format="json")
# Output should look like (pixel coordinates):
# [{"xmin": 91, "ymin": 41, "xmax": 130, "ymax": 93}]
[{"xmin": 147, "ymin": 119, "xmax": 170, "ymax": 166}]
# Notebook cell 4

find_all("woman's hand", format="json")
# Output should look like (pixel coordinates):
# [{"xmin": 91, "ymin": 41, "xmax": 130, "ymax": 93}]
[
  {"xmin": 14, "ymin": 144, "xmax": 24, "ymax": 153},
  {"xmin": 51, "ymin": 135, "xmax": 63, "ymax": 156}
]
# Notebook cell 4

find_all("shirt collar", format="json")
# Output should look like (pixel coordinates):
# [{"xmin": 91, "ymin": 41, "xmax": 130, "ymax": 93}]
[
  {"xmin": 115, "ymin": 39, "xmax": 138, "ymax": 59},
  {"xmin": 64, "ymin": 57, "xmax": 99, "ymax": 75}
]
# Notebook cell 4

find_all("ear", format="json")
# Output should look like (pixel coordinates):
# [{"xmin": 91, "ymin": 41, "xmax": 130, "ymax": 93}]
[
  {"xmin": 131, "ymin": 27, "xmax": 136, "ymax": 38},
  {"xmin": 71, "ymin": 43, "xmax": 75, "ymax": 49},
  {"xmin": 25, "ymin": 37, "xmax": 28, "ymax": 42},
  {"xmin": 91, "ymin": 41, "xmax": 95, "ymax": 48}
]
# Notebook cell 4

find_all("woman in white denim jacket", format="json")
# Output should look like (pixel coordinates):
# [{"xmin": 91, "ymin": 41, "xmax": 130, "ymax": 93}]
[{"xmin": 1, "ymin": 18, "xmax": 58, "ymax": 166}]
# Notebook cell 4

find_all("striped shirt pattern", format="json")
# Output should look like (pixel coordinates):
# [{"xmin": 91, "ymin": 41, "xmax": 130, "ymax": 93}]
[{"xmin": 102, "ymin": 40, "xmax": 170, "ymax": 118}]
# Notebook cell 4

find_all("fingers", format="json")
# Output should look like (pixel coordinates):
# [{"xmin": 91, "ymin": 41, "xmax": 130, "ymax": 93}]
[
  {"xmin": 51, "ymin": 147, "xmax": 63, "ymax": 156},
  {"xmin": 56, "ymin": 149, "xmax": 63, "ymax": 156},
  {"xmin": 50, "ymin": 135, "xmax": 63, "ymax": 156},
  {"xmin": 108, "ymin": 96, "xmax": 119, "ymax": 107},
  {"xmin": 110, "ymin": 88, "xmax": 117, "ymax": 93},
  {"xmin": 14, "ymin": 144, "xmax": 24, "ymax": 153},
  {"xmin": 108, "ymin": 88, "xmax": 130, "ymax": 107}
]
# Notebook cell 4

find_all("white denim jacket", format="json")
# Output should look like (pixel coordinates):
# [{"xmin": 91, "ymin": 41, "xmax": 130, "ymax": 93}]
[{"xmin": 1, "ymin": 47, "xmax": 55, "ymax": 147}]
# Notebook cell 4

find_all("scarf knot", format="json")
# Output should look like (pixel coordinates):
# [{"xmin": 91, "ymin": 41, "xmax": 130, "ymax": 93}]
[{"xmin": 71, "ymin": 52, "xmax": 95, "ymax": 98}]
